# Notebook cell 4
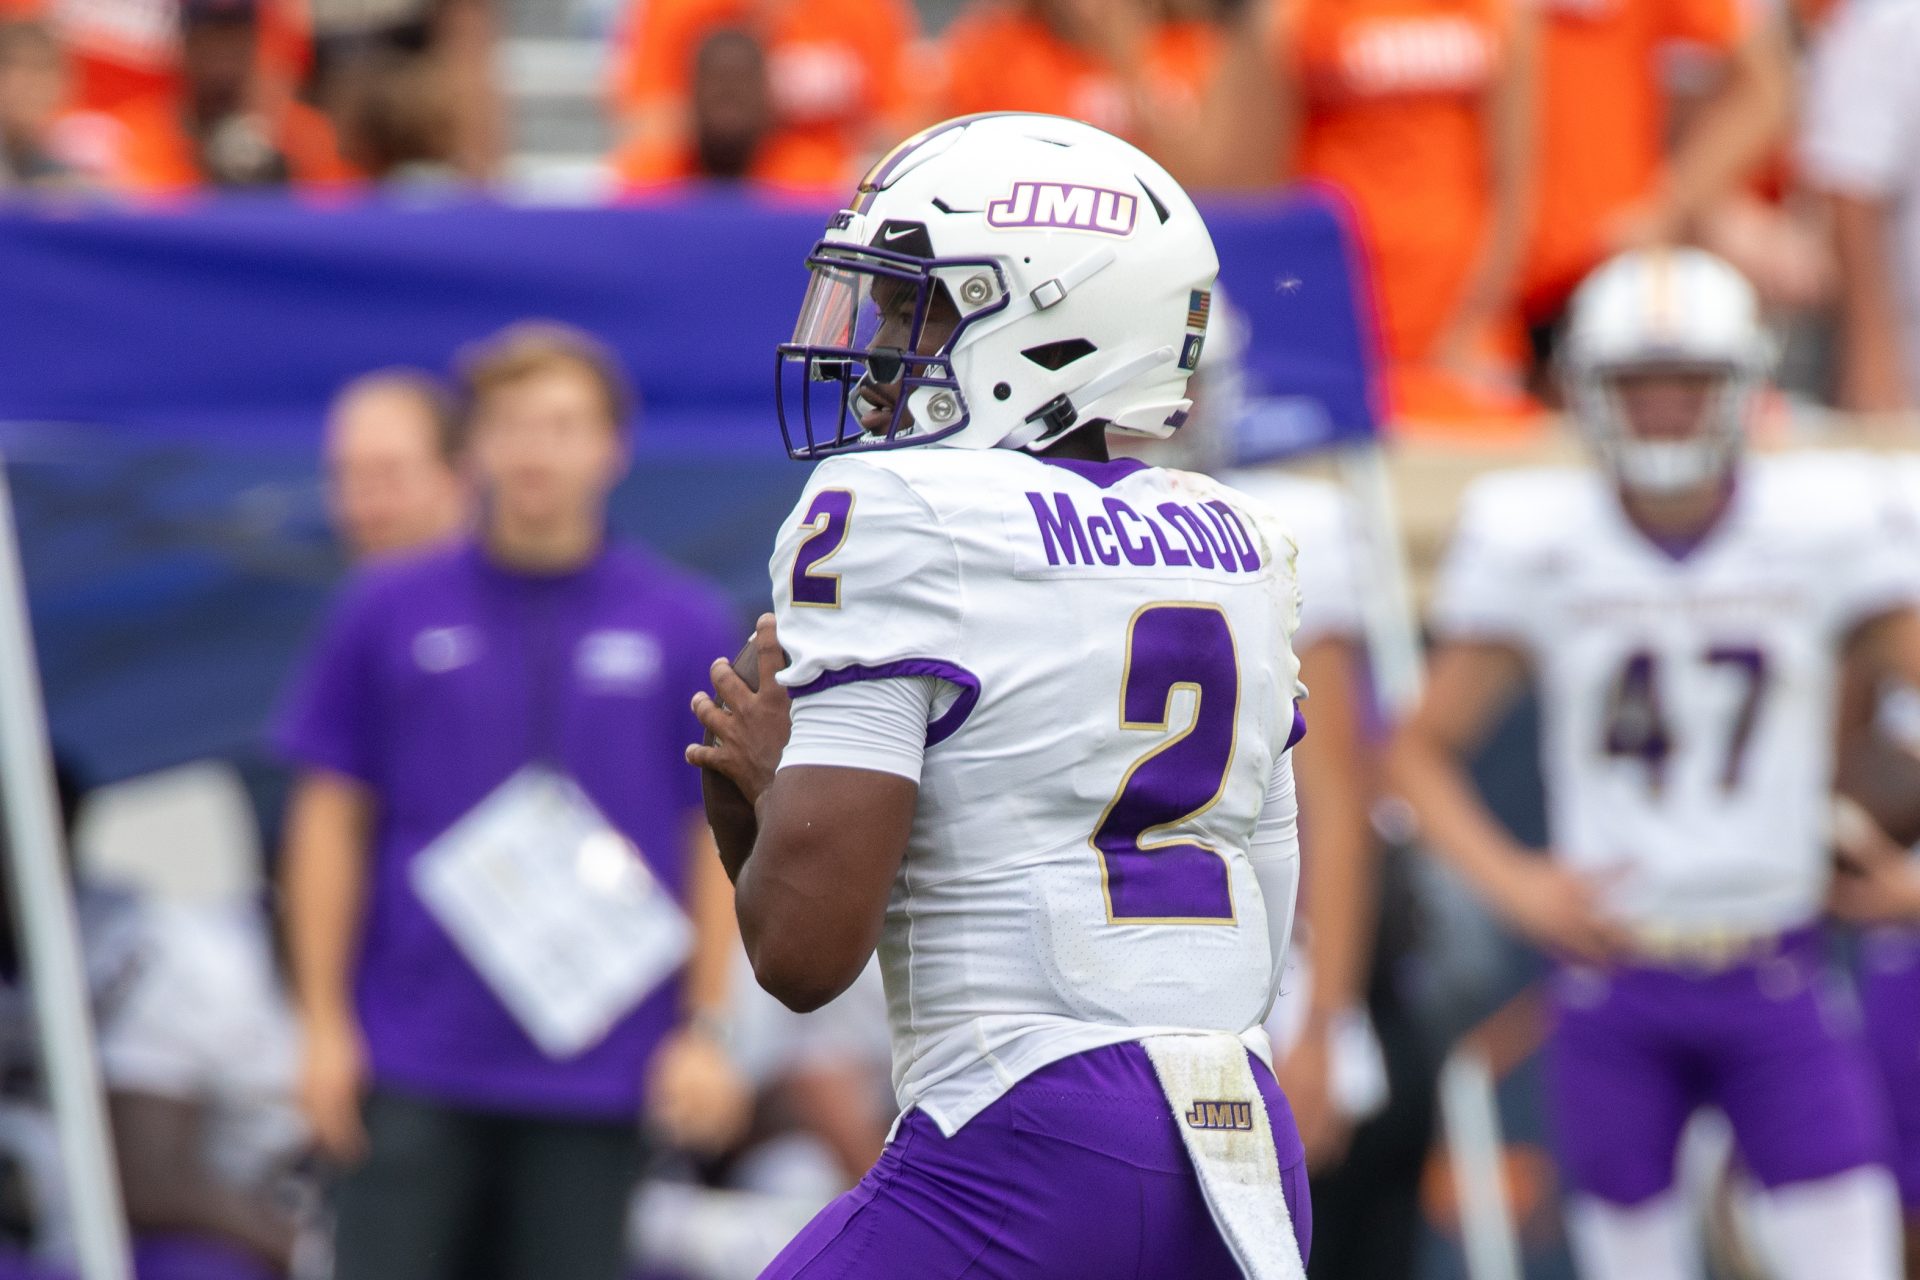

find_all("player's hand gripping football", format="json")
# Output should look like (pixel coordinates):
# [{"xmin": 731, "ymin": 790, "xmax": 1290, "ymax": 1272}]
[{"xmin": 687, "ymin": 613, "xmax": 790, "ymax": 807}]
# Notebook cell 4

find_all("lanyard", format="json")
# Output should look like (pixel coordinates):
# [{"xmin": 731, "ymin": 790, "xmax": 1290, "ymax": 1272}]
[{"xmin": 527, "ymin": 587, "xmax": 564, "ymax": 766}]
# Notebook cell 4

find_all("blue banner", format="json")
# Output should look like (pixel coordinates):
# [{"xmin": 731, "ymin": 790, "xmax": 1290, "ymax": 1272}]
[
  {"xmin": 0, "ymin": 190, "xmax": 1379, "ymax": 782},
  {"xmin": 0, "ymin": 188, "xmax": 1379, "ymax": 449}
]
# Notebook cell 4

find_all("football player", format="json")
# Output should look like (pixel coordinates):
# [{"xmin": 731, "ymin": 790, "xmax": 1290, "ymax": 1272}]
[
  {"xmin": 688, "ymin": 113, "xmax": 1311, "ymax": 1278},
  {"xmin": 1834, "ymin": 767, "xmax": 1920, "ymax": 1280},
  {"xmin": 1835, "ymin": 457, "xmax": 1920, "ymax": 1278},
  {"xmin": 1390, "ymin": 248, "xmax": 1920, "ymax": 1280}
]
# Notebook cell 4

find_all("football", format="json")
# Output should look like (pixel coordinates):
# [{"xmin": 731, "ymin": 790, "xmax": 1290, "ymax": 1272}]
[
  {"xmin": 1836, "ymin": 730, "xmax": 1920, "ymax": 850},
  {"xmin": 699, "ymin": 635, "xmax": 789, "ymax": 867}
]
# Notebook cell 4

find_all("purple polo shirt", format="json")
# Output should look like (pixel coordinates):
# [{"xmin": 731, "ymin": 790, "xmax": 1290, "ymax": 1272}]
[{"xmin": 273, "ymin": 538, "xmax": 737, "ymax": 1120}]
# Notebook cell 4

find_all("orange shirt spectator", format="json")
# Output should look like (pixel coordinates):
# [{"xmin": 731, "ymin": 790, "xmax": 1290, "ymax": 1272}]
[
  {"xmin": 1521, "ymin": 0, "xmax": 1787, "ymax": 324},
  {"xmin": 933, "ymin": 1, "xmax": 1278, "ymax": 190},
  {"xmin": 936, "ymin": 3, "xmax": 1130, "ymax": 134},
  {"xmin": 609, "ymin": 0, "xmax": 917, "ymax": 195},
  {"xmin": 0, "ymin": 0, "xmax": 306, "ymax": 114},
  {"xmin": 86, "ymin": 0, "xmax": 349, "ymax": 196},
  {"xmin": 99, "ymin": 92, "xmax": 352, "ymax": 193},
  {"xmin": 1284, "ymin": 0, "xmax": 1536, "ymax": 427},
  {"xmin": 615, "ymin": 23, "xmax": 840, "ymax": 193}
]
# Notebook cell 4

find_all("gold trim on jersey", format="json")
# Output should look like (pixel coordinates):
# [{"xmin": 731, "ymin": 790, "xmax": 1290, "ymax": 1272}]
[
  {"xmin": 1094, "ymin": 600, "xmax": 1243, "ymax": 927},
  {"xmin": 791, "ymin": 488, "xmax": 856, "ymax": 609}
]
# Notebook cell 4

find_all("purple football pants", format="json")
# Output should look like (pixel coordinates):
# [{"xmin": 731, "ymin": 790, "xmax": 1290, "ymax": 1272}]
[
  {"xmin": 132, "ymin": 1235, "xmax": 278, "ymax": 1280},
  {"xmin": 1546, "ymin": 927, "xmax": 1892, "ymax": 1207},
  {"xmin": 1860, "ymin": 928, "xmax": 1920, "ymax": 1210},
  {"xmin": 761, "ymin": 1041, "xmax": 1310, "ymax": 1278}
]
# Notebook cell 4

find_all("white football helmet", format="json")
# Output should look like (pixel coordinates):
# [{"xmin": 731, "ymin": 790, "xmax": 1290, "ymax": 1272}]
[
  {"xmin": 778, "ymin": 113, "xmax": 1220, "ymax": 459},
  {"xmin": 1560, "ymin": 247, "xmax": 1773, "ymax": 494}
]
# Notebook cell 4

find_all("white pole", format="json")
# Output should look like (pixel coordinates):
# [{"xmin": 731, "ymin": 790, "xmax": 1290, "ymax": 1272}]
[
  {"xmin": 1439, "ymin": 1050, "xmax": 1525, "ymax": 1280},
  {"xmin": 1334, "ymin": 442, "xmax": 1423, "ymax": 716},
  {"xmin": 0, "ymin": 458, "xmax": 131, "ymax": 1280}
]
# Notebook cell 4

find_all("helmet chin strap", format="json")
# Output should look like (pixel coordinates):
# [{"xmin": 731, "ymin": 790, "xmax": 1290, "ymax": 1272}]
[{"xmin": 1002, "ymin": 346, "xmax": 1176, "ymax": 451}]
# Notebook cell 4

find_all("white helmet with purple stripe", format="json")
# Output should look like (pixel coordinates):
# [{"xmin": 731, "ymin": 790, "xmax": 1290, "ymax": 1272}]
[
  {"xmin": 1560, "ymin": 247, "xmax": 1773, "ymax": 495},
  {"xmin": 777, "ymin": 112, "xmax": 1220, "ymax": 459}
]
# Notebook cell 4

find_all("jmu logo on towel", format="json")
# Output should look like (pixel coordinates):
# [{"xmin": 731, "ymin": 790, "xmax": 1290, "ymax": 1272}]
[
  {"xmin": 987, "ymin": 183, "xmax": 1138, "ymax": 236},
  {"xmin": 1185, "ymin": 1100, "xmax": 1255, "ymax": 1132}
]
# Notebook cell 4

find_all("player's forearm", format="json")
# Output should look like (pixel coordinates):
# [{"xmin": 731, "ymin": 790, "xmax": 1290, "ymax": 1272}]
[
  {"xmin": 680, "ymin": 818, "xmax": 739, "ymax": 1021},
  {"xmin": 1292, "ymin": 642, "xmax": 1379, "ymax": 1018},
  {"xmin": 281, "ymin": 773, "xmax": 370, "ymax": 1029},
  {"xmin": 1386, "ymin": 726, "xmax": 1536, "ymax": 913},
  {"xmin": 1831, "ymin": 192, "xmax": 1913, "ymax": 412},
  {"xmin": 1660, "ymin": 23, "xmax": 1791, "ymax": 230},
  {"xmin": 1446, "ymin": 5, "xmax": 1536, "ymax": 336},
  {"xmin": 1296, "ymin": 762, "xmax": 1376, "ymax": 1019}
]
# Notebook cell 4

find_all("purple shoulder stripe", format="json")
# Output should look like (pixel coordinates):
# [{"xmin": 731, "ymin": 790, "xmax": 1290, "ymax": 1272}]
[
  {"xmin": 1286, "ymin": 703, "xmax": 1307, "ymax": 751},
  {"xmin": 1032, "ymin": 455, "xmax": 1151, "ymax": 489},
  {"xmin": 789, "ymin": 659, "xmax": 982, "ymax": 747}
]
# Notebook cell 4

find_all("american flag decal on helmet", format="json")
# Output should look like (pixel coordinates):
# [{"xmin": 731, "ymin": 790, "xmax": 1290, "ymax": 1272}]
[{"xmin": 1186, "ymin": 290, "xmax": 1212, "ymax": 332}]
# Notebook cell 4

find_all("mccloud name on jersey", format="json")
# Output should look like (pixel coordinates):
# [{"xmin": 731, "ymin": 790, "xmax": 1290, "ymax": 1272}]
[{"xmin": 1025, "ymin": 491, "xmax": 1265, "ymax": 573}]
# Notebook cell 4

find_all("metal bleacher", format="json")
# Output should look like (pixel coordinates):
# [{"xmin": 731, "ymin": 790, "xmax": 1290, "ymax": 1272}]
[{"xmin": 497, "ymin": 0, "xmax": 618, "ymax": 199}]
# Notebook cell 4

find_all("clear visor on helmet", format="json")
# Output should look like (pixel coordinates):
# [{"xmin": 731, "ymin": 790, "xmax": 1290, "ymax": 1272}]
[
  {"xmin": 777, "ymin": 244, "xmax": 1004, "ymax": 461},
  {"xmin": 789, "ymin": 255, "xmax": 908, "ymax": 352}
]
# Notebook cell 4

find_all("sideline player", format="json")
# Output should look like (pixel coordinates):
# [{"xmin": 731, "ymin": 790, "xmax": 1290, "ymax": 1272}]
[
  {"xmin": 1834, "ymin": 452, "xmax": 1920, "ymax": 1277},
  {"xmin": 1390, "ymin": 248, "xmax": 1917, "ymax": 1280},
  {"xmin": 1835, "ymin": 719, "xmax": 1920, "ymax": 1280},
  {"xmin": 689, "ymin": 113, "xmax": 1311, "ymax": 1278}
]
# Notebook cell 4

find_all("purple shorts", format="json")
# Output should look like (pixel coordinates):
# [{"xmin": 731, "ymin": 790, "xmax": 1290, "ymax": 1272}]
[
  {"xmin": 0, "ymin": 1251, "xmax": 69, "ymax": 1280},
  {"xmin": 1546, "ymin": 928, "xmax": 1892, "ymax": 1207},
  {"xmin": 761, "ymin": 1041, "xmax": 1310, "ymax": 1278},
  {"xmin": 1859, "ymin": 928, "xmax": 1920, "ymax": 1210},
  {"xmin": 132, "ymin": 1235, "xmax": 277, "ymax": 1280}
]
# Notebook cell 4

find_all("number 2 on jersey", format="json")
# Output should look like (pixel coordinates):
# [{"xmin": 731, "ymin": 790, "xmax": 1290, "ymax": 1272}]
[
  {"xmin": 791, "ymin": 489, "xmax": 854, "ymax": 608},
  {"xmin": 1602, "ymin": 646, "xmax": 1769, "ymax": 792},
  {"xmin": 1094, "ymin": 604, "xmax": 1240, "ymax": 924}
]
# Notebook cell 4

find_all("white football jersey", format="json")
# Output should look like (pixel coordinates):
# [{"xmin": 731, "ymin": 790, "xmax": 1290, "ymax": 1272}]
[
  {"xmin": 1431, "ymin": 453, "xmax": 1920, "ymax": 933},
  {"xmin": 771, "ymin": 448, "xmax": 1304, "ymax": 1134}
]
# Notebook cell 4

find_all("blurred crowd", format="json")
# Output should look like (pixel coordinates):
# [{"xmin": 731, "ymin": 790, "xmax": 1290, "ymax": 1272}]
[{"xmin": 0, "ymin": 0, "xmax": 1919, "ymax": 428}]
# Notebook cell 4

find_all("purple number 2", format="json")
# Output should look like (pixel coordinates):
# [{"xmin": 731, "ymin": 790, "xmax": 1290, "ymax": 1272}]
[
  {"xmin": 1093, "ymin": 603, "xmax": 1240, "ymax": 924},
  {"xmin": 791, "ymin": 489, "xmax": 854, "ymax": 608}
]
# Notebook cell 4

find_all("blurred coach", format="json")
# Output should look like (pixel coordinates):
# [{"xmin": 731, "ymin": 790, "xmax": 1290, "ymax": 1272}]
[{"xmin": 273, "ymin": 323, "xmax": 747, "ymax": 1280}]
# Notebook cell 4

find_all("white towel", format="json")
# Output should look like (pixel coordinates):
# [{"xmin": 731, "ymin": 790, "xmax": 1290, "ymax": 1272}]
[{"xmin": 1142, "ymin": 1033, "xmax": 1308, "ymax": 1280}]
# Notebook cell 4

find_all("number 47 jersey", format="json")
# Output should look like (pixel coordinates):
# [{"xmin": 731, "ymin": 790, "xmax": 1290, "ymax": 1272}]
[
  {"xmin": 770, "ymin": 448, "xmax": 1306, "ymax": 1137},
  {"xmin": 1431, "ymin": 454, "xmax": 1920, "ymax": 937}
]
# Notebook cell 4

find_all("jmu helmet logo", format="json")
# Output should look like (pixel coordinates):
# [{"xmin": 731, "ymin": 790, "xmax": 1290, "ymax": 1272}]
[{"xmin": 987, "ymin": 182, "xmax": 1138, "ymax": 236}]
